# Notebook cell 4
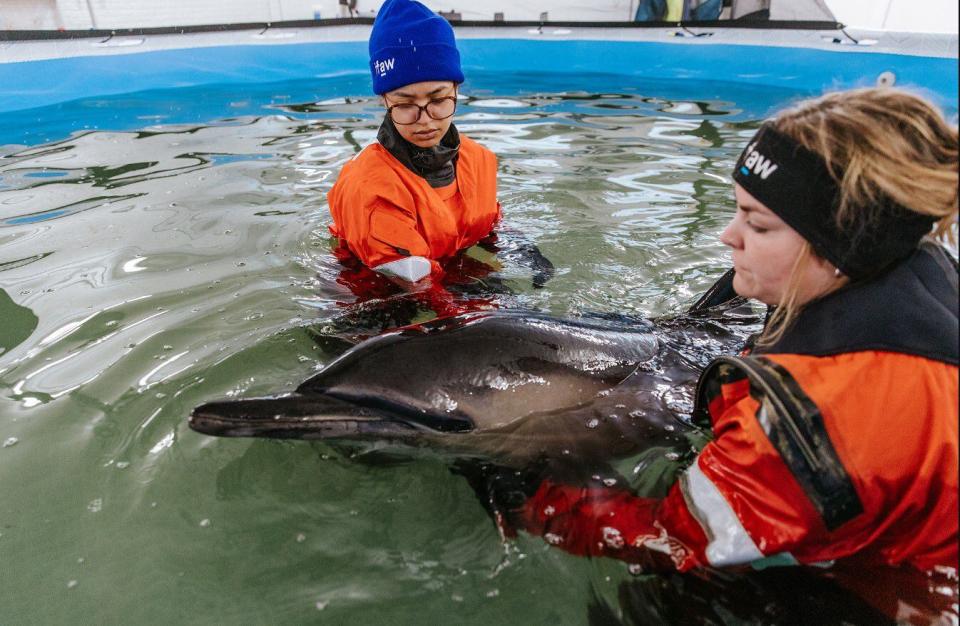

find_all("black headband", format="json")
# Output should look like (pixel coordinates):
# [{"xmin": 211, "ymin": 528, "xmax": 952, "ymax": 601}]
[{"xmin": 732, "ymin": 123, "xmax": 935, "ymax": 280}]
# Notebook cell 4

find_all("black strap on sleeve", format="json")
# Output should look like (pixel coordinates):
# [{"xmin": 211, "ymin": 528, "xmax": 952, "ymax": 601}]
[{"xmin": 695, "ymin": 356, "xmax": 864, "ymax": 531}]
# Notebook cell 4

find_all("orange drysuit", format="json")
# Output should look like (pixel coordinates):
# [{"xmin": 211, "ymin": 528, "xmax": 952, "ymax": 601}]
[
  {"xmin": 518, "ymin": 242, "xmax": 959, "ymax": 575},
  {"xmin": 328, "ymin": 135, "xmax": 500, "ymax": 279}
]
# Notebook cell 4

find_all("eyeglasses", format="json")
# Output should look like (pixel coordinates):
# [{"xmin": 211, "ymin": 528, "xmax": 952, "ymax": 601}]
[{"xmin": 385, "ymin": 96, "xmax": 457, "ymax": 125}]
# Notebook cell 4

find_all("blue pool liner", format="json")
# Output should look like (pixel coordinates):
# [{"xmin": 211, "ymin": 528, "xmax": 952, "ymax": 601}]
[{"xmin": 0, "ymin": 39, "xmax": 956, "ymax": 147}]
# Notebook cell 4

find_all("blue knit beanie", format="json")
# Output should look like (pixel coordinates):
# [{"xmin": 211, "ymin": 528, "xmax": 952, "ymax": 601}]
[{"xmin": 368, "ymin": 0, "xmax": 465, "ymax": 95}]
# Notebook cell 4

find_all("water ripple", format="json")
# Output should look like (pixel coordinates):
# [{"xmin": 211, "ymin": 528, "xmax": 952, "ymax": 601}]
[{"xmin": 4, "ymin": 80, "xmax": 925, "ymax": 625}]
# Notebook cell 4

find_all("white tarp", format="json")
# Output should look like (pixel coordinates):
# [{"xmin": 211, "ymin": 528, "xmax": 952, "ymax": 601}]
[
  {"xmin": 826, "ymin": 0, "xmax": 959, "ymax": 34},
  {"xmin": 0, "ymin": 0, "xmax": 955, "ymax": 33},
  {"xmin": 770, "ymin": 0, "xmax": 836, "ymax": 22}
]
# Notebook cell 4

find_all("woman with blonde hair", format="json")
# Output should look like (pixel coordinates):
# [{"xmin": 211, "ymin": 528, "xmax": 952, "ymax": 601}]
[{"xmin": 499, "ymin": 88, "xmax": 958, "ymax": 586}]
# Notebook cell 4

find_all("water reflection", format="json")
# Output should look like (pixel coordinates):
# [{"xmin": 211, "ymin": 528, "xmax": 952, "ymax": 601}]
[{"xmin": 0, "ymin": 81, "xmax": 953, "ymax": 624}]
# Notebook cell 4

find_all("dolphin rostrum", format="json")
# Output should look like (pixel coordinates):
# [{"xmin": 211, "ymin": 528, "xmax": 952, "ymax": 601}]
[{"xmin": 189, "ymin": 306, "xmax": 758, "ymax": 466}]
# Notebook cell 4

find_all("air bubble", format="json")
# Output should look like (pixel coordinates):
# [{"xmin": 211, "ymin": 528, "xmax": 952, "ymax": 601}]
[{"xmin": 199, "ymin": 518, "xmax": 211, "ymax": 528}]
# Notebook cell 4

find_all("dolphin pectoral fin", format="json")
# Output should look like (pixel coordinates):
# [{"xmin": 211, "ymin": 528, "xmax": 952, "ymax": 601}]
[
  {"xmin": 688, "ymin": 267, "xmax": 740, "ymax": 313},
  {"xmin": 189, "ymin": 394, "xmax": 476, "ymax": 441},
  {"xmin": 304, "ymin": 327, "xmax": 358, "ymax": 357}
]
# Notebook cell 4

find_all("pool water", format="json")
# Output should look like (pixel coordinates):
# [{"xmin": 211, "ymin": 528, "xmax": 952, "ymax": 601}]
[{"xmin": 0, "ymin": 73, "xmax": 955, "ymax": 623}]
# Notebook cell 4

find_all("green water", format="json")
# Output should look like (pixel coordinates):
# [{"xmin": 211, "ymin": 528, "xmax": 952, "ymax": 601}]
[{"xmin": 0, "ymin": 82, "xmax": 942, "ymax": 624}]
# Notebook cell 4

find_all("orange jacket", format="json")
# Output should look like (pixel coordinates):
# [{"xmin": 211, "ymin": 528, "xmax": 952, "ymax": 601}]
[
  {"xmin": 690, "ymin": 350, "xmax": 958, "ymax": 571},
  {"xmin": 520, "ymin": 242, "xmax": 959, "ymax": 574},
  {"xmin": 523, "ymin": 351, "xmax": 958, "ymax": 572},
  {"xmin": 328, "ymin": 135, "xmax": 500, "ymax": 277}
]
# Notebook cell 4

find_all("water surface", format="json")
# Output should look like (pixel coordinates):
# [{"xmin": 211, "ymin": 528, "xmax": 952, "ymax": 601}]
[{"xmin": 0, "ymin": 73, "xmax": 952, "ymax": 624}]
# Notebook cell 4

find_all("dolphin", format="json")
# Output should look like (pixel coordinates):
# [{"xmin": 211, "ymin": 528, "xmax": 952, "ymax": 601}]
[{"xmin": 189, "ymin": 303, "xmax": 758, "ymax": 466}]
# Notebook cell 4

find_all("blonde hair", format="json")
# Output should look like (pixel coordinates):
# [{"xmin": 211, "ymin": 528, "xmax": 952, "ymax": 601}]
[{"xmin": 757, "ymin": 87, "xmax": 959, "ymax": 346}]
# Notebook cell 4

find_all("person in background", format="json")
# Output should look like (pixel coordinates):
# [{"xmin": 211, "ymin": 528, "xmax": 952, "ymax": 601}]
[
  {"xmin": 494, "ymin": 88, "xmax": 958, "ymax": 611},
  {"xmin": 635, "ymin": 0, "xmax": 723, "ymax": 21},
  {"xmin": 328, "ymin": 0, "xmax": 500, "ymax": 288}
]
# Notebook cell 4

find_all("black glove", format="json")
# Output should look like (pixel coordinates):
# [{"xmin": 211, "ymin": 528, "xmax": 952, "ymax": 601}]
[{"xmin": 450, "ymin": 459, "xmax": 549, "ymax": 536}]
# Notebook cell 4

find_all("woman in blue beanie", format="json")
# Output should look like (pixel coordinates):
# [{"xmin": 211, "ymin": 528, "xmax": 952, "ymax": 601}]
[{"xmin": 329, "ymin": 0, "xmax": 501, "ymax": 285}]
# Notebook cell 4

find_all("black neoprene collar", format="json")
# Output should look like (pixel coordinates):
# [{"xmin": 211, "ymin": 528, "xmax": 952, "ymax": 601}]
[
  {"xmin": 377, "ymin": 116, "xmax": 460, "ymax": 188},
  {"xmin": 756, "ymin": 241, "xmax": 959, "ymax": 365}
]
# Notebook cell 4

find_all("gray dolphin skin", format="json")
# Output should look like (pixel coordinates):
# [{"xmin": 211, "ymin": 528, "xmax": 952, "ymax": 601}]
[{"xmin": 189, "ymin": 309, "xmax": 756, "ymax": 465}]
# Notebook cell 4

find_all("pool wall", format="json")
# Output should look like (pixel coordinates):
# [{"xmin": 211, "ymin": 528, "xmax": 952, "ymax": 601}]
[{"xmin": 0, "ymin": 25, "xmax": 956, "ymax": 140}]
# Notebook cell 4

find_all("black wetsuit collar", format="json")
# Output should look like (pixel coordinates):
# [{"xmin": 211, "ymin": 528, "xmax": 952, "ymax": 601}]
[
  {"xmin": 378, "ymin": 116, "xmax": 460, "ymax": 188},
  {"xmin": 755, "ymin": 240, "xmax": 959, "ymax": 365}
]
